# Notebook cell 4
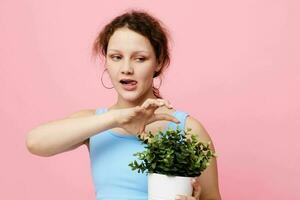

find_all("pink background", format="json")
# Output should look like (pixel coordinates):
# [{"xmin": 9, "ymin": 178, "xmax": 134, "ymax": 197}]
[{"xmin": 1, "ymin": 0, "xmax": 299, "ymax": 199}]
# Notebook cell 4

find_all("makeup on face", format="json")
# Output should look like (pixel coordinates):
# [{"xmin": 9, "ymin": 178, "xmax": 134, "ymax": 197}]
[{"xmin": 105, "ymin": 28, "xmax": 157, "ymax": 94}]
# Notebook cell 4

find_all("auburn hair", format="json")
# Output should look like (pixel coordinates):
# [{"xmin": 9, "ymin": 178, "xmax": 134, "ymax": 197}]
[{"xmin": 92, "ymin": 9, "xmax": 172, "ymax": 98}]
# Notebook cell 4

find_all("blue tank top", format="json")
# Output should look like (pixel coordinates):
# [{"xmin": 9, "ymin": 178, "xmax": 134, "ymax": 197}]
[{"xmin": 89, "ymin": 107, "xmax": 189, "ymax": 200}]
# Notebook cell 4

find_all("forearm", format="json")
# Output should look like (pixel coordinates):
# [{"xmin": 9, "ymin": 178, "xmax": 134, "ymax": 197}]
[{"xmin": 26, "ymin": 111, "xmax": 117, "ymax": 156}]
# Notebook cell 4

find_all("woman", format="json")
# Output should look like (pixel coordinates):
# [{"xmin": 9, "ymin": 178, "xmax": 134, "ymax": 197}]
[{"xmin": 26, "ymin": 9, "xmax": 221, "ymax": 200}]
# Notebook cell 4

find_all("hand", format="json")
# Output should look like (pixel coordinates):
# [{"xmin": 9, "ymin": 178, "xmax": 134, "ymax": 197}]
[
  {"xmin": 175, "ymin": 176, "xmax": 201, "ymax": 200},
  {"xmin": 114, "ymin": 98, "xmax": 180, "ymax": 137}
]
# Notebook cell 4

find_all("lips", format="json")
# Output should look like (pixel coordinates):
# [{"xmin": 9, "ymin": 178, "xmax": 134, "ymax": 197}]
[
  {"xmin": 119, "ymin": 78, "xmax": 138, "ymax": 85},
  {"xmin": 119, "ymin": 78, "xmax": 138, "ymax": 91}
]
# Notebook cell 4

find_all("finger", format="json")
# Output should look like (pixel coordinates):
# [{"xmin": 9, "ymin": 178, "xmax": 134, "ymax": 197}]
[
  {"xmin": 191, "ymin": 177, "xmax": 201, "ymax": 199},
  {"xmin": 141, "ymin": 99, "xmax": 159, "ymax": 109},
  {"xmin": 150, "ymin": 113, "xmax": 180, "ymax": 124},
  {"xmin": 141, "ymin": 98, "xmax": 152, "ymax": 108},
  {"xmin": 157, "ymin": 99, "xmax": 173, "ymax": 109},
  {"xmin": 142, "ymin": 98, "xmax": 172, "ymax": 109},
  {"xmin": 141, "ymin": 101, "xmax": 150, "ymax": 109},
  {"xmin": 138, "ymin": 130, "xmax": 148, "ymax": 140},
  {"xmin": 143, "ymin": 101, "xmax": 163, "ymax": 110},
  {"xmin": 134, "ymin": 106, "xmax": 145, "ymax": 114}
]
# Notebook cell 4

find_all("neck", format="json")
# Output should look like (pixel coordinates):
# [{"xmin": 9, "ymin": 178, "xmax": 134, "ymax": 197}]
[{"xmin": 109, "ymin": 89, "xmax": 160, "ymax": 111}]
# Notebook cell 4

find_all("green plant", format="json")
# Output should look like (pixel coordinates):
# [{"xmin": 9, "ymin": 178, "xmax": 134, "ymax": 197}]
[{"xmin": 129, "ymin": 126, "xmax": 217, "ymax": 177}]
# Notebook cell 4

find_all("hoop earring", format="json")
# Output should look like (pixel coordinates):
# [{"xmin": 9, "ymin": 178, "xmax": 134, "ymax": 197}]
[
  {"xmin": 101, "ymin": 68, "xmax": 114, "ymax": 89},
  {"xmin": 153, "ymin": 76, "xmax": 162, "ymax": 89}
]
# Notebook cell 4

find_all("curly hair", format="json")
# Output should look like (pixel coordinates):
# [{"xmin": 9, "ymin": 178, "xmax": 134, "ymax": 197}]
[{"xmin": 92, "ymin": 9, "xmax": 172, "ymax": 98}]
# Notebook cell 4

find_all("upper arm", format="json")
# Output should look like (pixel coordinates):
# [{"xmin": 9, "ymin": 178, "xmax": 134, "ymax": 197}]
[
  {"xmin": 64, "ymin": 109, "xmax": 95, "ymax": 151},
  {"xmin": 186, "ymin": 115, "xmax": 222, "ymax": 200}
]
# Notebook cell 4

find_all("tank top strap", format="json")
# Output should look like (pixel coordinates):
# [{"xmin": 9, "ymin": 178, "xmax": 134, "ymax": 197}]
[{"xmin": 168, "ymin": 110, "xmax": 190, "ymax": 136}]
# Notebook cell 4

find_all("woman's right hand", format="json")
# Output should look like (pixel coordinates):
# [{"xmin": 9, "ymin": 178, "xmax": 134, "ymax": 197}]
[{"xmin": 113, "ymin": 98, "xmax": 180, "ymax": 137}]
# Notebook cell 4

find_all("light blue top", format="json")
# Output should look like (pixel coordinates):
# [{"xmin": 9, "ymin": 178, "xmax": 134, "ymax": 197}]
[{"xmin": 89, "ymin": 107, "xmax": 189, "ymax": 200}]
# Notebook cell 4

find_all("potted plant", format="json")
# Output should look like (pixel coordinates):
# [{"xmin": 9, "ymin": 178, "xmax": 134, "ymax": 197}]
[{"xmin": 129, "ymin": 126, "xmax": 217, "ymax": 200}]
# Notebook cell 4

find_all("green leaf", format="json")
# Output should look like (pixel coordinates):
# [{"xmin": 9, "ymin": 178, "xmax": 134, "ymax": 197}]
[{"xmin": 128, "ymin": 127, "xmax": 217, "ymax": 176}]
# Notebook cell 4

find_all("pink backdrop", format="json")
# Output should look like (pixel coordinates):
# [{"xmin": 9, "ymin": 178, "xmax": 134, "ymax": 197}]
[{"xmin": 1, "ymin": 0, "xmax": 299, "ymax": 199}]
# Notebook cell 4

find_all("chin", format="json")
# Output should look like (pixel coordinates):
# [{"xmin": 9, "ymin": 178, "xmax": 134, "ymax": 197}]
[
  {"xmin": 117, "ymin": 88, "xmax": 139, "ymax": 99},
  {"xmin": 118, "ymin": 88, "xmax": 148, "ymax": 103},
  {"xmin": 122, "ymin": 93, "xmax": 139, "ymax": 101}
]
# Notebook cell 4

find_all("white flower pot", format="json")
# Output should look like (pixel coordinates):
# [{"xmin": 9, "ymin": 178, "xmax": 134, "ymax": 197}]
[{"xmin": 148, "ymin": 173, "xmax": 193, "ymax": 200}]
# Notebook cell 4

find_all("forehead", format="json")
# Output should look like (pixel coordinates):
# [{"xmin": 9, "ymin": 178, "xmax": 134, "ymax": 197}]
[{"xmin": 107, "ymin": 27, "xmax": 154, "ymax": 54}]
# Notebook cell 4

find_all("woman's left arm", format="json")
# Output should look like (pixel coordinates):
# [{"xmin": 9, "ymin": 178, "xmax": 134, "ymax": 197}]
[{"xmin": 177, "ymin": 116, "xmax": 222, "ymax": 200}]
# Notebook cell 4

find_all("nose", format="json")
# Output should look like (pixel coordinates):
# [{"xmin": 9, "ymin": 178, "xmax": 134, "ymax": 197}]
[{"xmin": 121, "ymin": 59, "xmax": 134, "ymax": 75}]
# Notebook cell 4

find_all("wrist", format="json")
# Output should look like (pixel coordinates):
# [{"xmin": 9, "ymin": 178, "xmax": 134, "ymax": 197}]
[{"xmin": 107, "ymin": 109, "xmax": 120, "ymax": 127}]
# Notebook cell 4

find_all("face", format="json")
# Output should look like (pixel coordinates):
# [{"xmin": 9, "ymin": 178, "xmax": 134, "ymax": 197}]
[{"xmin": 105, "ymin": 27, "xmax": 160, "ymax": 103}]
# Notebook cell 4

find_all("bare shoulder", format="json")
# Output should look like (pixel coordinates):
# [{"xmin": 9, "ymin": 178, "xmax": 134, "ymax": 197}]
[
  {"xmin": 185, "ymin": 115, "xmax": 214, "ymax": 149},
  {"xmin": 185, "ymin": 115, "xmax": 221, "ymax": 199}
]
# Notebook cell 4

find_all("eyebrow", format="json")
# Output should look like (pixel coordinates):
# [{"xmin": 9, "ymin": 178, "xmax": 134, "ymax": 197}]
[{"xmin": 108, "ymin": 49, "xmax": 149, "ymax": 53}]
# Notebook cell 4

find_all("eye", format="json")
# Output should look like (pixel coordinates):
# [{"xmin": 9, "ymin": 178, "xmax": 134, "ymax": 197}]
[
  {"xmin": 110, "ymin": 55, "xmax": 121, "ymax": 61},
  {"xmin": 136, "ymin": 57, "xmax": 146, "ymax": 62}
]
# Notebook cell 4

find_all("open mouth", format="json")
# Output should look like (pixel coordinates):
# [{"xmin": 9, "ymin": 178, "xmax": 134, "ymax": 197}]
[
  {"xmin": 120, "ymin": 79, "xmax": 138, "ymax": 85},
  {"xmin": 119, "ymin": 79, "xmax": 138, "ymax": 90}
]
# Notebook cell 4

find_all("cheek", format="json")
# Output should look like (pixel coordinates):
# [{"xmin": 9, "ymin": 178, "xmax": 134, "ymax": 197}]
[
  {"xmin": 137, "ymin": 63, "xmax": 155, "ymax": 76},
  {"xmin": 136, "ymin": 67, "xmax": 155, "ymax": 83},
  {"xmin": 105, "ymin": 68, "xmax": 118, "ymax": 84}
]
